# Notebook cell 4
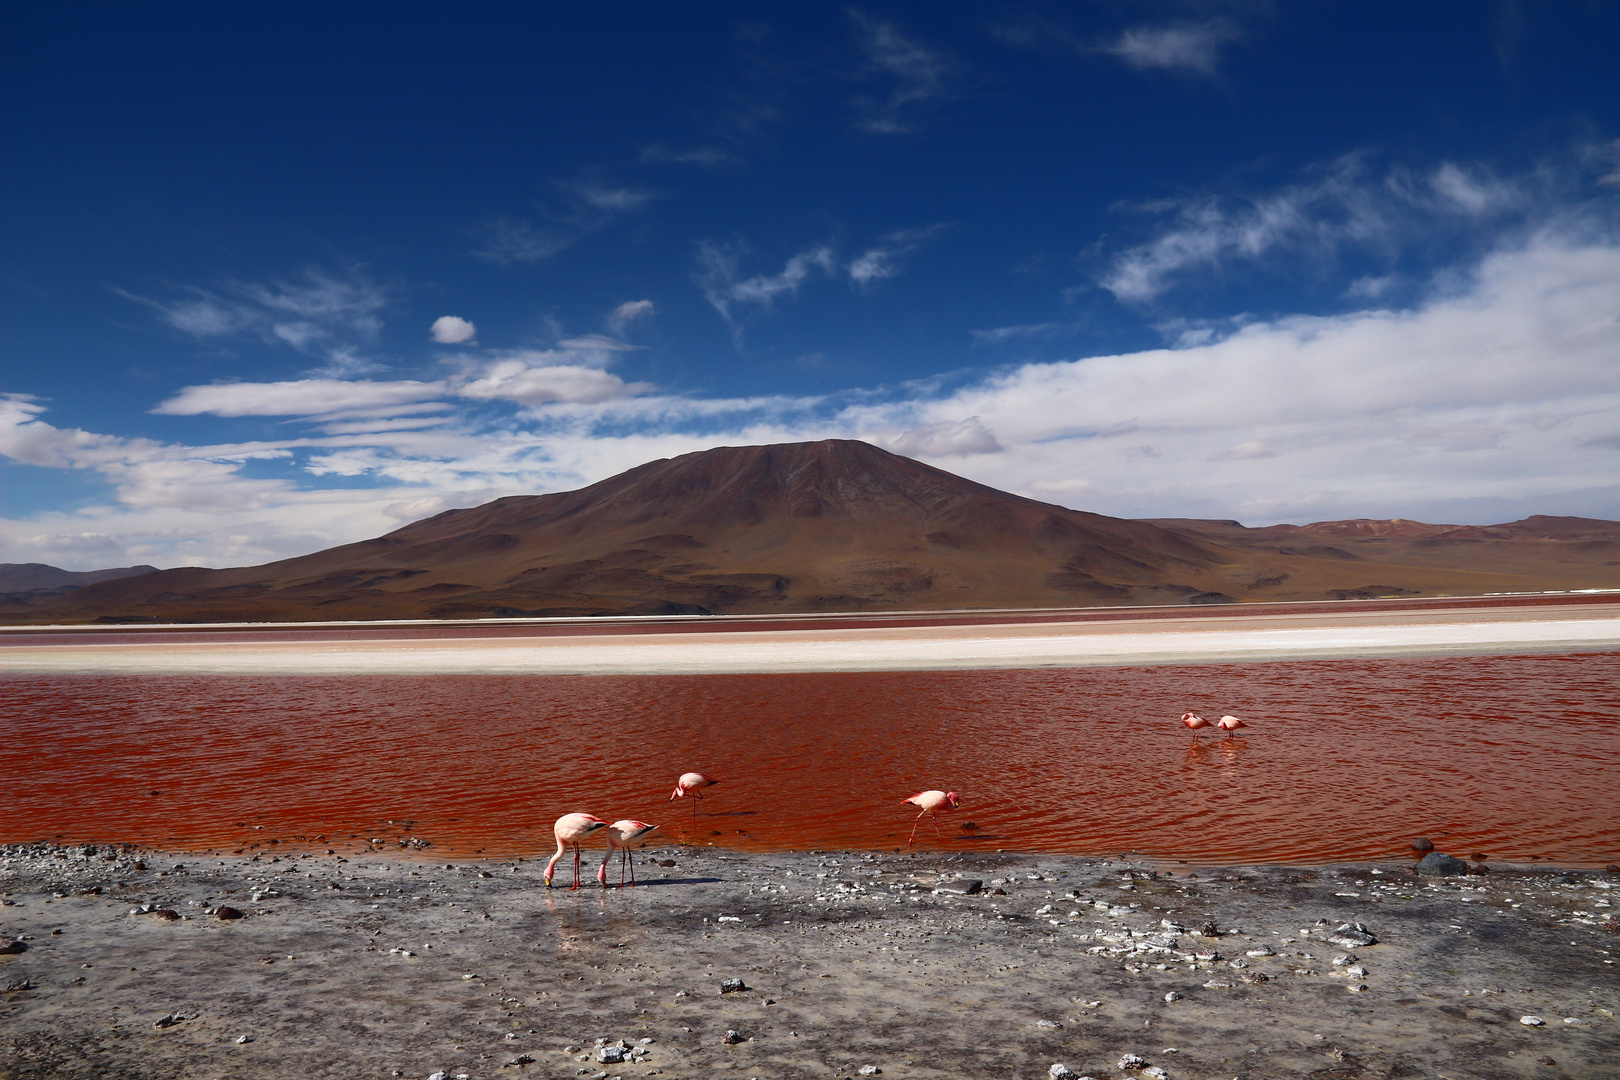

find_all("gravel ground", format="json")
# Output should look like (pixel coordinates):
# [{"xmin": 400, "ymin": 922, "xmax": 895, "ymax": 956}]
[{"xmin": 2, "ymin": 842, "xmax": 1616, "ymax": 1080}]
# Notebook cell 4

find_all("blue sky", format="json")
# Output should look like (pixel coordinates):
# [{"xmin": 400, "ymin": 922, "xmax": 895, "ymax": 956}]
[{"xmin": 4, "ymin": 2, "xmax": 1620, "ymax": 569}]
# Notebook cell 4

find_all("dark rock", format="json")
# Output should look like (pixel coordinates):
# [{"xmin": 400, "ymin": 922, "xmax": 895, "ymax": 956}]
[
  {"xmin": 1606, "ymin": 864, "xmax": 1619, "ymax": 876},
  {"xmin": 720, "ymin": 978, "xmax": 749, "ymax": 993},
  {"xmin": 658, "ymin": 859, "xmax": 677, "ymax": 867},
  {"xmin": 1416, "ymin": 851, "xmax": 1468, "ymax": 876},
  {"xmin": 0, "ymin": 937, "xmax": 25, "ymax": 954},
  {"xmin": 150, "ymin": 908, "xmax": 181, "ymax": 921},
  {"xmin": 934, "ymin": 878, "xmax": 983, "ymax": 895},
  {"xmin": 215, "ymin": 906, "xmax": 245, "ymax": 920},
  {"xmin": 5, "ymin": 977, "xmax": 35, "ymax": 992},
  {"xmin": 1469, "ymin": 862, "xmax": 1489, "ymax": 874},
  {"xmin": 1410, "ymin": 837, "xmax": 1434, "ymax": 854},
  {"xmin": 1197, "ymin": 921, "xmax": 1220, "ymax": 937},
  {"xmin": 504, "ymin": 1053, "xmax": 535, "ymax": 1066},
  {"xmin": 721, "ymin": 1030, "xmax": 747, "ymax": 1044},
  {"xmin": 152, "ymin": 1011, "xmax": 198, "ymax": 1028},
  {"xmin": 1537, "ymin": 1057, "xmax": 1556, "ymax": 1066}
]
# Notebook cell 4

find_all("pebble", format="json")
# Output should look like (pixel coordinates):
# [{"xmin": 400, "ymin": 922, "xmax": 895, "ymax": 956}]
[
  {"xmin": 0, "ymin": 937, "xmax": 25, "ymax": 955},
  {"xmin": 858, "ymin": 1067, "xmax": 881, "ymax": 1076},
  {"xmin": 1035, "ymin": 1019, "xmax": 1062, "ymax": 1029},
  {"xmin": 720, "ymin": 978, "xmax": 749, "ymax": 993},
  {"xmin": 1117, "ymin": 1053, "xmax": 1148, "ymax": 1070},
  {"xmin": 1331, "ymin": 954, "xmax": 1353, "ymax": 966},
  {"xmin": 1327, "ymin": 922, "xmax": 1378, "ymax": 948},
  {"xmin": 1163, "ymin": 992, "xmax": 1181, "ymax": 1002},
  {"xmin": 235, "ymin": 1035, "xmax": 253, "ymax": 1044},
  {"xmin": 1142, "ymin": 1068, "xmax": 1168, "ymax": 1080},
  {"xmin": 1245, "ymin": 945, "xmax": 1275, "ymax": 957},
  {"xmin": 1049, "ymin": 1066, "xmax": 1080, "ymax": 1080},
  {"xmin": 1520, "ymin": 1015, "xmax": 1545, "ymax": 1026},
  {"xmin": 596, "ymin": 1047, "xmax": 628, "ymax": 1064},
  {"xmin": 721, "ymin": 1030, "xmax": 747, "ymax": 1044},
  {"xmin": 215, "ymin": 906, "xmax": 244, "ymax": 920}
]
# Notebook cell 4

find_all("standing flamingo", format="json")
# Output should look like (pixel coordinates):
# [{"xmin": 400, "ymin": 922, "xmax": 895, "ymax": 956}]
[
  {"xmin": 1217, "ymin": 714, "xmax": 1248, "ymax": 735},
  {"xmin": 902, "ymin": 790, "xmax": 961, "ymax": 846},
  {"xmin": 1181, "ymin": 712, "xmax": 1212, "ymax": 736},
  {"xmin": 545, "ymin": 813, "xmax": 609, "ymax": 890},
  {"xmin": 670, "ymin": 772, "xmax": 718, "ymax": 823},
  {"xmin": 597, "ymin": 820, "xmax": 660, "ymax": 888}
]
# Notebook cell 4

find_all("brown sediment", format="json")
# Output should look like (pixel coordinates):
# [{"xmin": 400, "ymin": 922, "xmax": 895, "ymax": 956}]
[{"xmin": 1, "ymin": 844, "xmax": 1616, "ymax": 1079}]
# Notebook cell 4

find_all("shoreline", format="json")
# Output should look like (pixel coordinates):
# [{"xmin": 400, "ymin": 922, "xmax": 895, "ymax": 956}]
[
  {"xmin": 2, "ymin": 843, "xmax": 1615, "ymax": 1079},
  {"xmin": 4, "ymin": 599, "xmax": 1619, "ymax": 675}
]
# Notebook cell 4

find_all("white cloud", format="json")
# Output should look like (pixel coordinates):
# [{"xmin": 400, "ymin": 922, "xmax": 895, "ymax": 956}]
[
  {"xmin": 608, "ymin": 299, "xmax": 656, "ymax": 331},
  {"xmin": 430, "ymin": 315, "xmax": 477, "ymax": 344},
  {"xmin": 153, "ymin": 379, "xmax": 449, "ymax": 418},
  {"xmin": 8, "ymin": 232, "xmax": 1620, "ymax": 568},
  {"xmin": 1105, "ymin": 21, "xmax": 1242, "ymax": 76},
  {"xmin": 849, "ymin": 13, "xmax": 959, "ymax": 134},
  {"xmin": 640, "ymin": 143, "xmax": 733, "ymax": 168},
  {"xmin": 457, "ymin": 361, "xmax": 648, "ymax": 407},
  {"xmin": 888, "ymin": 416, "xmax": 1003, "ymax": 457}
]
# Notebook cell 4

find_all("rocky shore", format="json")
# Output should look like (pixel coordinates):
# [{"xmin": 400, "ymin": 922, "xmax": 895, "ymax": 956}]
[{"xmin": 2, "ymin": 843, "xmax": 1616, "ymax": 1079}]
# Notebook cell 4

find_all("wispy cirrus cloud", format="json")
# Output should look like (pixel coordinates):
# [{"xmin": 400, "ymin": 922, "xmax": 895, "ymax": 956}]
[
  {"xmin": 848, "ymin": 12, "xmax": 960, "ymax": 134},
  {"xmin": 698, "ymin": 226, "xmax": 948, "ymax": 323},
  {"xmin": 848, "ymin": 224, "xmax": 951, "ymax": 287},
  {"xmin": 470, "ymin": 172, "xmax": 655, "ymax": 265},
  {"xmin": 1097, "ymin": 154, "xmax": 1556, "ymax": 305},
  {"xmin": 1104, "ymin": 20, "xmax": 1244, "ymax": 76},
  {"xmin": 118, "ymin": 267, "xmax": 393, "ymax": 376},
  {"xmin": 695, "ymin": 242, "xmax": 838, "ymax": 322}
]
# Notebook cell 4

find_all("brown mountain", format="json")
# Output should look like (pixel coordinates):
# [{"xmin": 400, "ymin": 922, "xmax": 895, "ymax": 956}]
[{"xmin": 9, "ymin": 441, "xmax": 1620, "ymax": 624}]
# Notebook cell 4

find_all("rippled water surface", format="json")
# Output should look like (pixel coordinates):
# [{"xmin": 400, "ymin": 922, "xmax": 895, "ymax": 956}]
[{"xmin": 5, "ymin": 653, "xmax": 1619, "ymax": 866}]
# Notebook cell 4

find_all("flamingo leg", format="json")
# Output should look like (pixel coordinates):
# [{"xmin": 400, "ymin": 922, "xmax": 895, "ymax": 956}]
[
  {"xmin": 931, "ymin": 813, "xmax": 944, "ymax": 842},
  {"xmin": 907, "ymin": 810, "xmax": 926, "ymax": 847},
  {"xmin": 627, "ymin": 849, "xmax": 637, "ymax": 887},
  {"xmin": 570, "ymin": 843, "xmax": 582, "ymax": 891}
]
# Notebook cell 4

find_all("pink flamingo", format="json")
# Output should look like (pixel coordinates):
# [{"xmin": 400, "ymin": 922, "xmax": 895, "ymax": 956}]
[
  {"xmin": 1181, "ymin": 712, "xmax": 1212, "ymax": 735},
  {"xmin": 545, "ymin": 813, "xmax": 608, "ymax": 890},
  {"xmin": 902, "ymin": 790, "xmax": 961, "ymax": 846},
  {"xmin": 670, "ymin": 772, "xmax": 718, "ymax": 822},
  {"xmin": 597, "ymin": 820, "xmax": 660, "ymax": 888},
  {"xmin": 1217, "ymin": 714, "xmax": 1248, "ymax": 735}
]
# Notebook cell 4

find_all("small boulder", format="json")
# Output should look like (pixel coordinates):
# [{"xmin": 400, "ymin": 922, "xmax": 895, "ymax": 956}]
[
  {"xmin": 215, "ymin": 906, "xmax": 244, "ymax": 920},
  {"xmin": 1118, "ymin": 1053, "xmax": 1148, "ymax": 1071},
  {"xmin": 933, "ymin": 878, "xmax": 983, "ymax": 895},
  {"xmin": 0, "ymin": 937, "xmax": 25, "ymax": 955},
  {"xmin": 1416, "ymin": 852, "xmax": 1468, "ymax": 876},
  {"xmin": 720, "ymin": 978, "xmax": 749, "ymax": 993},
  {"xmin": 721, "ymin": 1029, "xmax": 747, "ymax": 1044},
  {"xmin": 1049, "ymin": 1066, "xmax": 1081, "ymax": 1080}
]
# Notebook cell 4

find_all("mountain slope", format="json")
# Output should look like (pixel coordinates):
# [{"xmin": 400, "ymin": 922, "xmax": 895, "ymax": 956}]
[{"xmin": 12, "ymin": 442, "xmax": 1620, "ymax": 624}]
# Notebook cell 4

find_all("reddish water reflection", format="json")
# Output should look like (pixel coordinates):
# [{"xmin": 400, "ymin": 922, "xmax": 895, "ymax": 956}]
[{"xmin": 4, "ymin": 653, "xmax": 1618, "ymax": 867}]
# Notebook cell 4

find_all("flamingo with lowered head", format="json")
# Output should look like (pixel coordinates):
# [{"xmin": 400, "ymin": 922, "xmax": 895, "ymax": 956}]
[
  {"xmin": 902, "ymin": 789, "xmax": 961, "ymax": 846},
  {"xmin": 1217, "ymin": 714, "xmax": 1248, "ymax": 734},
  {"xmin": 670, "ymin": 772, "xmax": 718, "ymax": 822},
  {"xmin": 1181, "ymin": 712, "xmax": 1212, "ymax": 735},
  {"xmin": 545, "ymin": 813, "xmax": 609, "ymax": 890},
  {"xmin": 597, "ymin": 820, "xmax": 660, "ymax": 888}
]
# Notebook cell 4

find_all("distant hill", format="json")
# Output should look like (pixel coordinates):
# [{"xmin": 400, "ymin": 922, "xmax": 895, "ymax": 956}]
[
  {"xmin": 6, "ymin": 441, "xmax": 1620, "ymax": 624},
  {"xmin": 0, "ymin": 563, "xmax": 159, "ymax": 610}
]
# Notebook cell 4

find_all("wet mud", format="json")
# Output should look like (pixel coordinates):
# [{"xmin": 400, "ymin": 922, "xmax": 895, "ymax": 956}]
[{"xmin": 2, "ymin": 844, "xmax": 1617, "ymax": 1079}]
